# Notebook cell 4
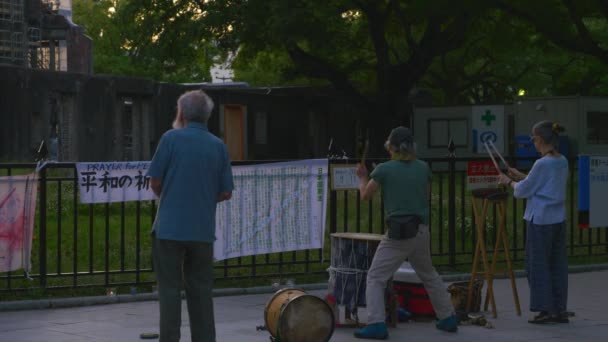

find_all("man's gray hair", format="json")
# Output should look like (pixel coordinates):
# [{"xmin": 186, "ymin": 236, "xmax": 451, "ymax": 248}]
[{"xmin": 177, "ymin": 90, "xmax": 214, "ymax": 123}]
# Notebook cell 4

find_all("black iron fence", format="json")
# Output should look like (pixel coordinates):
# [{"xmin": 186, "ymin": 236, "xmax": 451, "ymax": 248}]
[
  {"xmin": 1, "ymin": 157, "xmax": 607, "ymax": 295},
  {"xmin": 330, "ymin": 156, "xmax": 608, "ymax": 264}
]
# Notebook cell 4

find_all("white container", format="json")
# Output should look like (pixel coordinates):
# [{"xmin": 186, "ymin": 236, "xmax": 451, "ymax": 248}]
[{"xmin": 393, "ymin": 261, "xmax": 422, "ymax": 283}]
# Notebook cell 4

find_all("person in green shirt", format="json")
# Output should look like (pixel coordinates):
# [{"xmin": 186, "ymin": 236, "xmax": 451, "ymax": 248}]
[{"xmin": 354, "ymin": 126, "xmax": 457, "ymax": 339}]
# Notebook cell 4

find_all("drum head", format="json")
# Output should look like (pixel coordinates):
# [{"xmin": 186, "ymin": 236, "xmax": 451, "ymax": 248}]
[
  {"xmin": 264, "ymin": 288, "xmax": 306, "ymax": 337},
  {"xmin": 278, "ymin": 294, "xmax": 334, "ymax": 342}
]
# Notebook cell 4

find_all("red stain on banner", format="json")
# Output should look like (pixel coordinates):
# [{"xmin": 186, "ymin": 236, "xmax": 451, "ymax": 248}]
[{"xmin": 0, "ymin": 173, "xmax": 38, "ymax": 273}]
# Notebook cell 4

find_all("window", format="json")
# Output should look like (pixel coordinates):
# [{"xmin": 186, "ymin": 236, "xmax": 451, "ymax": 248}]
[
  {"xmin": 587, "ymin": 112, "xmax": 608, "ymax": 145},
  {"xmin": 255, "ymin": 111, "xmax": 268, "ymax": 145},
  {"xmin": 427, "ymin": 118, "xmax": 468, "ymax": 148}
]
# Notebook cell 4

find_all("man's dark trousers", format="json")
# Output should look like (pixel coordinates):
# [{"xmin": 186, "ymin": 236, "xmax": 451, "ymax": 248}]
[{"xmin": 152, "ymin": 235, "xmax": 215, "ymax": 342}]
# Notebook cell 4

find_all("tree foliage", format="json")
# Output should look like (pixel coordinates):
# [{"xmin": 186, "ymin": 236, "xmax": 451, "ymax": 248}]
[
  {"xmin": 420, "ymin": 7, "xmax": 608, "ymax": 104},
  {"xmin": 203, "ymin": 0, "xmax": 496, "ymax": 132},
  {"xmin": 73, "ymin": 0, "xmax": 215, "ymax": 82},
  {"xmin": 72, "ymin": 0, "xmax": 608, "ymax": 108},
  {"xmin": 495, "ymin": 0, "xmax": 608, "ymax": 97}
]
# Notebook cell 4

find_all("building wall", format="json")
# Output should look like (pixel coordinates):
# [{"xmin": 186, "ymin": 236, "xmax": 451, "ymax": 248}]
[
  {"xmin": 512, "ymin": 97, "xmax": 581, "ymax": 157},
  {"xmin": 578, "ymin": 97, "xmax": 608, "ymax": 155},
  {"xmin": 0, "ymin": 65, "xmax": 179, "ymax": 161},
  {"xmin": 413, "ymin": 105, "xmax": 474, "ymax": 158},
  {"xmin": 0, "ymin": 66, "xmax": 347, "ymax": 162},
  {"xmin": 414, "ymin": 97, "xmax": 608, "ymax": 159}
]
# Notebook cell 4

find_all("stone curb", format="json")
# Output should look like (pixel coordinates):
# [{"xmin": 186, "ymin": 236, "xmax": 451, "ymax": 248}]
[{"xmin": 1, "ymin": 264, "xmax": 607, "ymax": 312}]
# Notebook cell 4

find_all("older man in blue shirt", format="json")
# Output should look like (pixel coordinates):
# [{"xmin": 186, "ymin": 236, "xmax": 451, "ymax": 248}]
[{"xmin": 148, "ymin": 89, "xmax": 234, "ymax": 342}]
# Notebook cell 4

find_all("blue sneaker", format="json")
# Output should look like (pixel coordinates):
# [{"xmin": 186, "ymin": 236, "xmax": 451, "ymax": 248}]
[
  {"xmin": 354, "ymin": 322, "xmax": 389, "ymax": 340},
  {"xmin": 436, "ymin": 315, "xmax": 459, "ymax": 332}
]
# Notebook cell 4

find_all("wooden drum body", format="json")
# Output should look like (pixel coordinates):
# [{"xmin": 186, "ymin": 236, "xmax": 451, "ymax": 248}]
[
  {"xmin": 264, "ymin": 288, "xmax": 334, "ymax": 342},
  {"xmin": 329, "ymin": 233, "xmax": 383, "ymax": 311}
]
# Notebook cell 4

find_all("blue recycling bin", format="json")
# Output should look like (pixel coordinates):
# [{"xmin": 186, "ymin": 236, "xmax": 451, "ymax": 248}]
[{"xmin": 514, "ymin": 135, "xmax": 569, "ymax": 168}]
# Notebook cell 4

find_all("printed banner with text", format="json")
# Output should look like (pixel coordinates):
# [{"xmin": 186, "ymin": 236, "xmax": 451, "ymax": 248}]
[
  {"xmin": 214, "ymin": 159, "xmax": 328, "ymax": 261},
  {"xmin": 0, "ymin": 173, "xmax": 38, "ymax": 273},
  {"xmin": 76, "ymin": 162, "xmax": 155, "ymax": 203},
  {"xmin": 76, "ymin": 159, "xmax": 329, "ymax": 261}
]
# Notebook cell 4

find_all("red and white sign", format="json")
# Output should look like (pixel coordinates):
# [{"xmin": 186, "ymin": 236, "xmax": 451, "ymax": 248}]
[{"xmin": 467, "ymin": 161, "xmax": 499, "ymax": 190}]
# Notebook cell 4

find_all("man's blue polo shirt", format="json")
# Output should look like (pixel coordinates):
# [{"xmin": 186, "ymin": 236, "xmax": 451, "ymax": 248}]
[{"xmin": 147, "ymin": 122, "xmax": 234, "ymax": 242}]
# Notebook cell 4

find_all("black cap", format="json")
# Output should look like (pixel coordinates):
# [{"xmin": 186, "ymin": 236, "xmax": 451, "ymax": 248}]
[{"xmin": 388, "ymin": 126, "xmax": 413, "ymax": 148}]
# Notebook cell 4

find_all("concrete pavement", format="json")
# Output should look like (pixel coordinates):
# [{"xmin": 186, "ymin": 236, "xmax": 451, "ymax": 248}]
[{"xmin": 1, "ymin": 270, "xmax": 607, "ymax": 341}]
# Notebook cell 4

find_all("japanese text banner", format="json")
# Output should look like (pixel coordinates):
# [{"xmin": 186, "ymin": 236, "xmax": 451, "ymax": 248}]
[
  {"xmin": 76, "ymin": 162, "xmax": 155, "ymax": 203},
  {"xmin": 0, "ymin": 173, "xmax": 38, "ymax": 273},
  {"xmin": 214, "ymin": 159, "xmax": 328, "ymax": 261}
]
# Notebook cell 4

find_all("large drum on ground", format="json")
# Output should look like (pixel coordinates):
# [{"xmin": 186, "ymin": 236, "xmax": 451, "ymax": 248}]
[
  {"xmin": 329, "ymin": 233, "xmax": 383, "ymax": 313},
  {"xmin": 264, "ymin": 288, "xmax": 334, "ymax": 342}
]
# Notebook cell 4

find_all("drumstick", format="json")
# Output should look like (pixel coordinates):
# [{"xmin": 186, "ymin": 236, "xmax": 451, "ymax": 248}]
[
  {"xmin": 483, "ymin": 141, "xmax": 502, "ymax": 174},
  {"xmin": 360, "ymin": 139, "xmax": 369, "ymax": 166},
  {"xmin": 487, "ymin": 140, "xmax": 510, "ymax": 169}
]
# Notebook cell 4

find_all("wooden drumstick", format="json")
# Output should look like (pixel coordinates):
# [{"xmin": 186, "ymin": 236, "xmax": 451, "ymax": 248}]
[
  {"xmin": 360, "ymin": 139, "xmax": 369, "ymax": 166},
  {"xmin": 488, "ymin": 140, "xmax": 510, "ymax": 169},
  {"xmin": 483, "ymin": 141, "xmax": 501, "ymax": 174}
]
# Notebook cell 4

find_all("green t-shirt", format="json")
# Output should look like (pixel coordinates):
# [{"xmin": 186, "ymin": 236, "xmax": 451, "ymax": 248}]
[{"xmin": 370, "ymin": 159, "xmax": 431, "ymax": 224}]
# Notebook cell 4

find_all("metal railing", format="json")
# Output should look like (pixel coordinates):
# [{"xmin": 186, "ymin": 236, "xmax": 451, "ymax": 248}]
[
  {"xmin": 329, "ymin": 156, "xmax": 608, "ymax": 268},
  {"xmin": 1, "ymin": 156, "xmax": 607, "ymax": 294}
]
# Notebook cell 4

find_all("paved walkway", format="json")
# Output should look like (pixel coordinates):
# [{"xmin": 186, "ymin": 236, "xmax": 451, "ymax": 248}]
[{"xmin": 1, "ymin": 270, "xmax": 607, "ymax": 341}]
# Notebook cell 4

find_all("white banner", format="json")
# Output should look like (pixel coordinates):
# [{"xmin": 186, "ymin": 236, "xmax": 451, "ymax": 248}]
[
  {"xmin": 589, "ymin": 156, "xmax": 608, "ymax": 227},
  {"xmin": 76, "ymin": 159, "xmax": 329, "ymax": 261},
  {"xmin": 76, "ymin": 162, "xmax": 155, "ymax": 203},
  {"xmin": 0, "ymin": 173, "xmax": 38, "ymax": 273},
  {"xmin": 214, "ymin": 159, "xmax": 328, "ymax": 261},
  {"xmin": 472, "ymin": 105, "xmax": 505, "ymax": 154}
]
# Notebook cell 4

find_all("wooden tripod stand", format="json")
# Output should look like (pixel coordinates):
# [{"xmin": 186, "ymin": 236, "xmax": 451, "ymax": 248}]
[{"xmin": 466, "ymin": 188, "xmax": 521, "ymax": 318}]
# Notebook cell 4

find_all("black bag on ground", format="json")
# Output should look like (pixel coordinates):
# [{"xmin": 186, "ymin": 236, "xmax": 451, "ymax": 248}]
[{"xmin": 386, "ymin": 215, "xmax": 421, "ymax": 240}]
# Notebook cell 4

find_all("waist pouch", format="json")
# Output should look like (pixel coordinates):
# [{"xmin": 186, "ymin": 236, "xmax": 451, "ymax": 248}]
[{"xmin": 386, "ymin": 215, "xmax": 421, "ymax": 240}]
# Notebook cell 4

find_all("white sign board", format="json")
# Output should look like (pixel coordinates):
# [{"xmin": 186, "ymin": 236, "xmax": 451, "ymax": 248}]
[
  {"xmin": 467, "ymin": 161, "xmax": 499, "ymax": 190},
  {"xmin": 472, "ymin": 105, "xmax": 504, "ymax": 154},
  {"xmin": 76, "ymin": 162, "xmax": 155, "ymax": 203},
  {"xmin": 589, "ymin": 156, "xmax": 608, "ymax": 227},
  {"xmin": 330, "ymin": 164, "xmax": 359, "ymax": 190},
  {"xmin": 214, "ymin": 159, "xmax": 328, "ymax": 261}
]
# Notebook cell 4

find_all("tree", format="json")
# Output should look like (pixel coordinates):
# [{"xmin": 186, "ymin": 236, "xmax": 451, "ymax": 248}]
[
  {"xmin": 72, "ymin": 0, "xmax": 131, "ymax": 75},
  {"xmin": 497, "ymin": 0, "xmax": 608, "ymax": 63},
  {"xmin": 487, "ymin": 0, "xmax": 608, "ymax": 96},
  {"xmin": 73, "ymin": 0, "xmax": 215, "ymax": 82},
  {"xmin": 73, "ymin": 0, "xmax": 608, "ymax": 137},
  {"xmin": 201, "ymin": 0, "xmax": 494, "ymax": 154},
  {"xmin": 418, "ymin": 7, "xmax": 608, "ymax": 104}
]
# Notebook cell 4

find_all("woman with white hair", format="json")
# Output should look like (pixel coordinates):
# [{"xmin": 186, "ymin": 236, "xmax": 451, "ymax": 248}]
[{"xmin": 354, "ymin": 126, "xmax": 457, "ymax": 339}]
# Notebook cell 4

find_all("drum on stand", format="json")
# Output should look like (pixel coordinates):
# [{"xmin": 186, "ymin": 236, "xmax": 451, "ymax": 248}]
[
  {"xmin": 328, "ymin": 232, "xmax": 384, "ymax": 321},
  {"xmin": 264, "ymin": 288, "xmax": 334, "ymax": 342}
]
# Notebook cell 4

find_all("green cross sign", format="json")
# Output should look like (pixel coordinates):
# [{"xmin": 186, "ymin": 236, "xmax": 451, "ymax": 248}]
[{"xmin": 481, "ymin": 110, "xmax": 496, "ymax": 126}]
